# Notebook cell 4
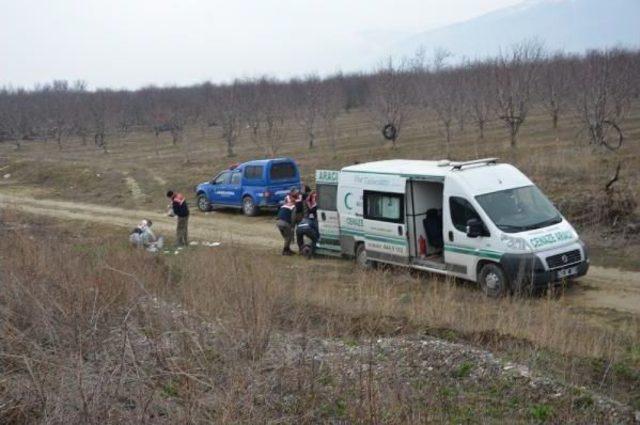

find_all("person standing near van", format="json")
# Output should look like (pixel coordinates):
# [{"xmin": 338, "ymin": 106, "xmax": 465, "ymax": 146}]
[
  {"xmin": 304, "ymin": 186, "xmax": 318, "ymax": 219},
  {"xmin": 167, "ymin": 190, "xmax": 190, "ymax": 246},
  {"xmin": 276, "ymin": 199, "xmax": 296, "ymax": 255}
]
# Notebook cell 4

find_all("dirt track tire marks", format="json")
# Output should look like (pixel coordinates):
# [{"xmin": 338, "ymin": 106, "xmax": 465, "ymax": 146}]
[
  {"xmin": 2, "ymin": 192, "xmax": 640, "ymax": 315},
  {"xmin": 0, "ymin": 192, "xmax": 280, "ymax": 250}
]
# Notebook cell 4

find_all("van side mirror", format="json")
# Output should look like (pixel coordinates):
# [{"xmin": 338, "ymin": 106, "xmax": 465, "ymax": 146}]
[{"xmin": 466, "ymin": 218, "xmax": 488, "ymax": 238}]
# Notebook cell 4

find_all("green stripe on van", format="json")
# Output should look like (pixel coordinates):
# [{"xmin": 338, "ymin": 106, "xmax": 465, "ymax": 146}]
[
  {"xmin": 341, "ymin": 227, "xmax": 408, "ymax": 246},
  {"xmin": 444, "ymin": 244, "xmax": 503, "ymax": 260}
]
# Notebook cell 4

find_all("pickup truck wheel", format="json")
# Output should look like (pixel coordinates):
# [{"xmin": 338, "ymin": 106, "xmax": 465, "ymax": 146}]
[
  {"xmin": 197, "ymin": 194, "xmax": 211, "ymax": 212},
  {"xmin": 242, "ymin": 196, "xmax": 258, "ymax": 216},
  {"xmin": 479, "ymin": 263, "xmax": 509, "ymax": 298},
  {"xmin": 355, "ymin": 243, "xmax": 372, "ymax": 270}
]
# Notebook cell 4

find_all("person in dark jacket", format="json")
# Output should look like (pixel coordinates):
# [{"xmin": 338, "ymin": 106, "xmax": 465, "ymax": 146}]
[
  {"xmin": 276, "ymin": 199, "xmax": 296, "ymax": 255},
  {"xmin": 296, "ymin": 215, "xmax": 319, "ymax": 256},
  {"xmin": 166, "ymin": 190, "xmax": 190, "ymax": 247}
]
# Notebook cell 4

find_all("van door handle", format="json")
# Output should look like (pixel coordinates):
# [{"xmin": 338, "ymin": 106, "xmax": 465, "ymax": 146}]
[
  {"xmin": 398, "ymin": 226, "xmax": 403, "ymax": 236},
  {"xmin": 321, "ymin": 212, "xmax": 326, "ymax": 221},
  {"xmin": 448, "ymin": 231, "xmax": 454, "ymax": 242}
]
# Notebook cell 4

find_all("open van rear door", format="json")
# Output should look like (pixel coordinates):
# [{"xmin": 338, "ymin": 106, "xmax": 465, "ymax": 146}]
[{"xmin": 315, "ymin": 170, "xmax": 341, "ymax": 254}]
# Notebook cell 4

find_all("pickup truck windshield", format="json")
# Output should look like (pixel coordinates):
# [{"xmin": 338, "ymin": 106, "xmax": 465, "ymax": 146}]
[{"xmin": 475, "ymin": 185, "xmax": 561, "ymax": 233}]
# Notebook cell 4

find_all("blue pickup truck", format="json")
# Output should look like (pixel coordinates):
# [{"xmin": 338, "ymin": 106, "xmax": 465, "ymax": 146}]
[{"xmin": 195, "ymin": 158, "xmax": 302, "ymax": 216}]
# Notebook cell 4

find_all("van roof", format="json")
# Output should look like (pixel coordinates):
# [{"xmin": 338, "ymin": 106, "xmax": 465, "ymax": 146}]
[
  {"xmin": 341, "ymin": 159, "xmax": 532, "ymax": 194},
  {"xmin": 240, "ymin": 157, "xmax": 294, "ymax": 167},
  {"xmin": 342, "ymin": 159, "xmax": 454, "ymax": 178}
]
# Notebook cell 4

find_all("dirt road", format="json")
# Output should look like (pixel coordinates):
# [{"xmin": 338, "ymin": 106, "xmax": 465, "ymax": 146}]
[{"xmin": 2, "ymin": 192, "xmax": 640, "ymax": 316}]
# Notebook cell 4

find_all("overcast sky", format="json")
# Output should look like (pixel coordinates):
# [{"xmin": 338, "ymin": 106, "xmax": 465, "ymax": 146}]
[{"xmin": 0, "ymin": 0, "xmax": 523, "ymax": 89}]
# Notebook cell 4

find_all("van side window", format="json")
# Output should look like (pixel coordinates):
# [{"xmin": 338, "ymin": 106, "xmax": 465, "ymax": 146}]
[
  {"xmin": 449, "ymin": 197, "xmax": 481, "ymax": 232},
  {"xmin": 270, "ymin": 162, "xmax": 297, "ymax": 180},
  {"xmin": 230, "ymin": 171, "xmax": 242, "ymax": 185},
  {"xmin": 364, "ymin": 191, "xmax": 404, "ymax": 223},
  {"xmin": 317, "ymin": 184, "xmax": 337, "ymax": 211},
  {"xmin": 244, "ymin": 165, "xmax": 263, "ymax": 180},
  {"xmin": 214, "ymin": 171, "xmax": 231, "ymax": 184}
]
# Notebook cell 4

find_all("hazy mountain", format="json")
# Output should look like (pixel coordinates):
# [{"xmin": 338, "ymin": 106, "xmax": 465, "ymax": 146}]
[{"xmin": 384, "ymin": 0, "xmax": 640, "ymax": 63}]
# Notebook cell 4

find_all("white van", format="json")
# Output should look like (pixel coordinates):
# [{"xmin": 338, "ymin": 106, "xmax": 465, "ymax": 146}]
[{"xmin": 314, "ymin": 158, "xmax": 589, "ymax": 296}]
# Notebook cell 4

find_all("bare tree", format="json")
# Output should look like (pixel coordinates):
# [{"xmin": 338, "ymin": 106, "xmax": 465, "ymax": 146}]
[
  {"xmin": 292, "ymin": 76, "xmax": 322, "ymax": 149},
  {"xmin": 367, "ymin": 58, "xmax": 413, "ymax": 148},
  {"xmin": 87, "ymin": 91, "xmax": 111, "ymax": 153},
  {"xmin": 540, "ymin": 53, "xmax": 571, "ymax": 130},
  {"xmin": 319, "ymin": 79, "xmax": 345, "ymax": 158},
  {"xmin": 217, "ymin": 82, "xmax": 244, "ymax": 157},
  {"xmin": 431, "ymin": 70, "xmax": 458, "ymax": 157},
  {"xmin": 467, "ymin": 62, "xmax": 496, "ymax": 154},
  {"xmin": 494, "ymin": 40, "xmax": 544, "ymax": 148},
  {"xmin": 571, "ymin": 49, "xmax": 634, "ymax": 150}
]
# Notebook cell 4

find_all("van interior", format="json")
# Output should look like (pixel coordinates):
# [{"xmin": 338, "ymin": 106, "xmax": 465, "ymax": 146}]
[{"xmin": 405, "ymin": 180, "xmax": 445, "ymax": 268}]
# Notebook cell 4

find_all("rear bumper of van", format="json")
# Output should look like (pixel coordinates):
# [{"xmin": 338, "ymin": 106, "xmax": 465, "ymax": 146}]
[{"xmin": 500, "ymin": 242, "xmax": 589, "ymax": 291}]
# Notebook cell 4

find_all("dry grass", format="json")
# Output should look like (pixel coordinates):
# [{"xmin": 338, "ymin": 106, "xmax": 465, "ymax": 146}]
[
  {"xmin": 1, "ymin": 210, "xmax": 638, "ymax": 424},
  {"xmin": 1, "ymin": 103, "xmax": 638, "ymax": 267}
]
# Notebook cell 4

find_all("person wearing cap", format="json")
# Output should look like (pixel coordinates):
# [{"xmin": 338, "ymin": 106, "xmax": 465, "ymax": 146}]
[
  {"xmin": 166, "ymin": 190, "xmax": 190, "ymax": 247},
  {"xmin": 276, "ymin": 198, "xmax": 297, "ymax": 255}
]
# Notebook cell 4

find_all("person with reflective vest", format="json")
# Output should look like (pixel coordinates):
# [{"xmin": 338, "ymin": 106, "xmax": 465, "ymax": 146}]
[
  {"xmin": 285, "ymin": 186, "xmax": 303, "ymax": 224},
  {"xmin": 276, "ymin": 199, "xmax": 297, "ymax": 255},
  {"xmin": 166, "ymin": 190, "xmax": 190, "ymax": 247},
  {"xmin": 304, "ymin": 187, "xmax": 318, "ymax": 220}
]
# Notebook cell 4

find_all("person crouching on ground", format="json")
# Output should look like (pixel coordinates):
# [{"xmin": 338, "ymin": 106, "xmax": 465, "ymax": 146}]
[
  {"xmin": 276, "ymin": 199, "xmax": 296, "ymax": 255},
  {"xmin": 296, "ymin": 213, "xmax": 319, "ymax": 255},
  {"xmin": 166, "ymin": 190, "xmax": 190, "ymax": 247},
  {"xmin": 129, "ymin": 219, "xmax": 164, "ymax": 252}
]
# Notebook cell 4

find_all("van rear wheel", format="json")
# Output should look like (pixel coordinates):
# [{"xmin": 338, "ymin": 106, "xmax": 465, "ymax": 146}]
[
  {"xmin": 356, "ymin": 243, "xmax": 372, "ymax": 270},
  {"xmin": 479, "ymin": 263, "xmax": 509, "ymax": 298}
]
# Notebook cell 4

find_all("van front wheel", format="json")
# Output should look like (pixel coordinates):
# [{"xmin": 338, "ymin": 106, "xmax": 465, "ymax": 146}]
[{"xmin": 479, "ymin": 263, "xmax": 509, "ymax": 298}]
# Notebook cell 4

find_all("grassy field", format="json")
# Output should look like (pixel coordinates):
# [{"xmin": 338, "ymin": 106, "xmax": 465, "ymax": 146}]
[
  {"xmin": 0, "ymin": 211, "xmax": 638, "ymax": 423},
  {"xmin": 1, "ymin": 105, "xmax": 638, "ymax": 267},
  {"xmin": 1, "ymin": 105, "xmax": 639, "ymax": 423}
]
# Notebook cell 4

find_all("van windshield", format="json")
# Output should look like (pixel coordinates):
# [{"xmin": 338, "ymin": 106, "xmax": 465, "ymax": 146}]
[{"xmin": 475, "ymin": 186, "xmax": 561, "ymax": 233}]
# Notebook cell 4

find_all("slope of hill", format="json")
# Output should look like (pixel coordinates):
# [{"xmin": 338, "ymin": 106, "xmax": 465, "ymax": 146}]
[{"xmin": 389, "ymin": 0, "xmax": 640, "ymax": 61}]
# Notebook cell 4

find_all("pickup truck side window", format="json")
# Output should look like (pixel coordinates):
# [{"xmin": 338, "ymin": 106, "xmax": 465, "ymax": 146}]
[
  {"xmin": 449, "ymin": 196, "xmax": 481, "ymax": 232},
  {"xmin": 214, "ymin": 171, "xmax": 231, "ymax": 185}
]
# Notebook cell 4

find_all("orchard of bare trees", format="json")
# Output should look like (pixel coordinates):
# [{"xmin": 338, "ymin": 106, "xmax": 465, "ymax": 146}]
[{"xmin": 1, "ymin": 45, "xmax": 638, "ymax": 156}]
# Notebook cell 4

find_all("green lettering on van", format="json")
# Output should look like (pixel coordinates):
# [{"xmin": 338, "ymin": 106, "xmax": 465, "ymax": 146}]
[
  {"xmin": 316, "ymin": 170, "xmax": 339, "ymax": 184},
  {"xmin": 346, "ymin": 217, "xmax": 363, "ymax": 227}
]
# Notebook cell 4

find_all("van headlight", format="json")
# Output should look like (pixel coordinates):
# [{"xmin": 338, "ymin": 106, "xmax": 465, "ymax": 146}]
[{"xmin": 500, "ymin": 234, "xmax": 531, "ymax": 251}]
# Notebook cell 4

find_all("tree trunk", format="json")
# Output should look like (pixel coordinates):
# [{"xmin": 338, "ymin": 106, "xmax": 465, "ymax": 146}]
[
  {"xmin": 308, "ymin": 130, "xmax": 314, "ymax": 149},
  {"xmin": 226, "ymin": 138, "xmax": 235, "ymax": 157},
  {"xmin": 445, "ymin": 124, "xmax": 451, "ymax": 158},
  {"xmin": 510, "ymin": 127, "xmax": 517, "ymax": 148}
]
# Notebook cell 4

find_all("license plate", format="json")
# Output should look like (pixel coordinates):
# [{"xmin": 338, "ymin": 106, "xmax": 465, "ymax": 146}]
[{"xmin": 557, "ymin": 266, "xmax": 578, "ymax": 279}]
